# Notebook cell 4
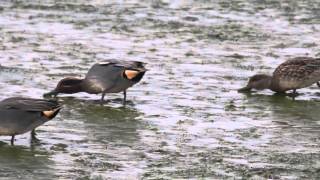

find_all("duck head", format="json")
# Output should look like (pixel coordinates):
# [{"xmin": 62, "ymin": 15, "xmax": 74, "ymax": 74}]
[
  {"xmin": 238, "ymin": 74, "xmax": 272, "ymax": 92},
  {"xmin": 44, "ymin": 77, "xmax": 83, "ymax": 97}
]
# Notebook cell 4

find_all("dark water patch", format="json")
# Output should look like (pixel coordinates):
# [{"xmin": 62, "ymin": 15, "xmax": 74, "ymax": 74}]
[
  {"xmin": 11, "ymin": 2, "xmax": 98, "ymax": 13},
  {"xmin": 0, "ymin": 143, "xmax": 57, "ymax": 178}
]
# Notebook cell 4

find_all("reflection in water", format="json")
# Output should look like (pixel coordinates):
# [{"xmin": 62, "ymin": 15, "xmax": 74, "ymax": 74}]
[
  {"xmin": 0, "ymin": 142, "xmax": 56, "ymax": 179},
  {"xmin": 233, "ymin": 93, "xmax": 320, "ymax": 178},
  {"xmin": 243, "ymin": 93, "xmax": 320, "ymax": 122},
  {"xmin": 49, "ymin": 97, "xmax": 146, "ymax": 178},
  {"xmin": 61, "ymin": 97, "xmax": 144, "ymax": 145}
]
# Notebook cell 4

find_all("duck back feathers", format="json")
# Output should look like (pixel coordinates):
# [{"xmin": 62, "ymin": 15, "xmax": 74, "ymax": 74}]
[{"xmin": 271, "ymin": 57, "xmax": 320, "ymax": 92}]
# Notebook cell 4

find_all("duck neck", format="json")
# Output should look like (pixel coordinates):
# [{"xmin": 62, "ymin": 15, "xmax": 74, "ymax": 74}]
[
  {"xmin": 60, "ymin": 78, "xmax": 85, "ymax": 94},
  {"xmin": 258, "ymin": 76, "xmax": 273, "ymax": 91},
  {"xmin": 74, "ymin": 79, "xmax": 87, "ymax": 93},
  {"xmin": 267, "ymin": 77, "xmax": 274, "ymax": 90},
  {"xmin": 269, "ymin": 76, "xmax": 283, "ymax": 92},
  {"xmin": 73, "ymin": 81, "xmax": 85, "ymax": 93}
]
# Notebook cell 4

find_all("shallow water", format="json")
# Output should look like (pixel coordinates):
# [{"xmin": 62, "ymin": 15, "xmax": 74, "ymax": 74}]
[{"xmin": 0, "ymin": 0, "xmax": 319, "ymax": 179}]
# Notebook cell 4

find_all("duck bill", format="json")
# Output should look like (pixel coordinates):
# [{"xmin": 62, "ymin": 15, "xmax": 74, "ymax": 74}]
[
  {"xmin": 238, "ymin": 86, "xmax": 252, "ymax": 92},
  {"xmin": 43, "ymin": 90, "xmax": 58, "ymax": 98}
]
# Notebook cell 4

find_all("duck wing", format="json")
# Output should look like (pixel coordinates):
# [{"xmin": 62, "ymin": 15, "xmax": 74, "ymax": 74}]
[
  {"xmin": 273, "ymin": 57, "xmax": 320, "ymax": 79},
  {"xmin": 85, "ymin": 60, "xmax": 146, "ymax": 90},
  {"xmin": 0, "ymin": 97, "xmax": 61, "ymax": 112},
  {"xmin": 97, "ymin": 59, "xmax": 147, "ymax": 71},
  {"xmin": 85, "ymin": 61, "xmax": 123, "ymax": 82}
]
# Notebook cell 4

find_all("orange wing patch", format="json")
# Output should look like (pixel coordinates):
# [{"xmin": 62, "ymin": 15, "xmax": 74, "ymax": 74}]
[
  {"xmin": 42, "ymin": 107, "xmax": 61, "ymax": 119},
  {"xmin": 125, "ymin": 70, "xmax": 139, "ymax": 80}
]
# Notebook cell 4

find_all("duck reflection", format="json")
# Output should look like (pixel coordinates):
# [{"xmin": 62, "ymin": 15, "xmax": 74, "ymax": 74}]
[
  {"xmin": 59, "ymin": 97, "xmax": 145, "ymax": 145},
  {"xmin": 0, "ymin": 142, "xmax": 56, "ymax": 178},
  {"xmin": 241, "ymin": 93, "xmax": 320, "ymax": 123}
]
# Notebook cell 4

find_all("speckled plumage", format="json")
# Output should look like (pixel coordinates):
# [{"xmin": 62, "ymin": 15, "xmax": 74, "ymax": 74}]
[
  {"xmin": 270, "ymin": 57, "xmax": 320, "ymax": 92},
  {"xmin": 239, "ymin": 57, "xmax": 320, "ymax": 93}
]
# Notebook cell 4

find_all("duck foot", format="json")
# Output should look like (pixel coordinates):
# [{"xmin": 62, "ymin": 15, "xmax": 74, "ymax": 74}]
[
  {"xmin": 30, "ymin": 136, "xmax": 40, "ymax": 144},
  {"xmin": 99, "ymin": 99, "xmax": 110, "ymax": 106},
  {"xmin": 99, "ymin": 93, "xmax": 109, "ymax": 105},
  {"xmin": 287, "ymin": 90, "xmax": 299, "ymax": 100}
]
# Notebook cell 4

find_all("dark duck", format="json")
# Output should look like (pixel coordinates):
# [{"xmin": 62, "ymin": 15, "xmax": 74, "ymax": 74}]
[
  {"xmin": 44, "ymin": 60, "xmax": 147, "ymax": 105},
  {"xmin": 0, "ymin": 97, "xmax": 61, "ymax": 145}
]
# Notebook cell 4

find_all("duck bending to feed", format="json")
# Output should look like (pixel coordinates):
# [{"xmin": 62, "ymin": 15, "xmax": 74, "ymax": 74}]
[
  {"xmin": 44, "ymin": 60, "xmax": 147, "ymax": 105},
  {"xmin": 0, "ymin": 97, "xmax": 61, "ymax": 145},
  {"xmin": 238, "ymin": 57, "xmax": 320, "ymax": 94}
]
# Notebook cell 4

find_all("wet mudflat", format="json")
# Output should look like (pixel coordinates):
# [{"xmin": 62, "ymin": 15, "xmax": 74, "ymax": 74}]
[{"xmin": 0, "ymin": 0, "xmax": 319, "ymax": 179}]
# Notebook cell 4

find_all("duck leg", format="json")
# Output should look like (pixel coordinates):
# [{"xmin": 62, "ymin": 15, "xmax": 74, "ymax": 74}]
[
  {"xmin": 101, "ymin": 93, "xmax": 106, "ymax": 102},
  {"xmin": 317, "ymin": 82, "xmax": 320, "ymax": 87},
  {"xmin": 11, "ymin": 135, "xmax": 15, "ymax": 145},
  {"xmin": 291, "ymin": 89, "xmax": 298, "ymax": 100},
  {"xmin": 123, "ymin": 90, "xmax": 127, "ymax": 105},
  {"xmin": 30, "ymin": 130, "xmax": 40, "ymax": 144},
  {"xmin": 31, "ymin": 129, "xmax": 36, "ymax": 138}
]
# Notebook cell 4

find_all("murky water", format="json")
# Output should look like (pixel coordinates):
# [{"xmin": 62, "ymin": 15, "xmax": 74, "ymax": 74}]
[{"xmin": 0, "ymin": 0, "xmax": 319, "ymax": 179}]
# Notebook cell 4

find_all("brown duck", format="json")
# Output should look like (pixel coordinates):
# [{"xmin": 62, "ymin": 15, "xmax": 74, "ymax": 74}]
[{"xmin": 238, "ymin": 57, "xmax": 320, "ymax": 94}]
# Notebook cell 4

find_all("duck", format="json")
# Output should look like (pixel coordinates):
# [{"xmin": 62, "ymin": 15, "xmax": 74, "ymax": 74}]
[
  {"xmin": 238, "ymin": 57, "xmax": 320, "ymax": 94},
  {"xmin": 44, "ymin": 59, "xmax": 147, "ymax": 105},
  {"xmin": 0, "ymin": 97, "xmax": 61, "ymax": 145}
]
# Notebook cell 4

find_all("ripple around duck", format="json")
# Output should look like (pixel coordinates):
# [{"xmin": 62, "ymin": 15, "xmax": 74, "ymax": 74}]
[{"xmin": 0, "ymin": 0, "xmax": 319, "ymax": 179}]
